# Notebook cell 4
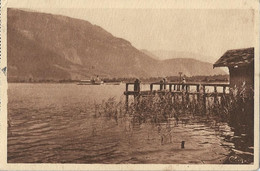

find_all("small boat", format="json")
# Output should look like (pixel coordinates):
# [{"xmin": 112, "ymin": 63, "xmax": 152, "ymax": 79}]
[
  {"xmin": 77, "ymin": 80, "xmax": 92, "ymax": 85},
  {"xmin": 77, "ymin": 79, "xmax": 104, "ymax": 85},
  {"xmin": 77, "ymin": 75, "xmax": 104, "ymax": 85},
  {"xmin": 92, "ymin": 80, "xmax": 104, "ymax": 85}
]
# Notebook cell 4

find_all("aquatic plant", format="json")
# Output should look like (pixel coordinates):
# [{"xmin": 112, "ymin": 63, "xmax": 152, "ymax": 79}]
[{"xmin": 94, "ymin": 83, "xmax": 254, "ymax": 133}]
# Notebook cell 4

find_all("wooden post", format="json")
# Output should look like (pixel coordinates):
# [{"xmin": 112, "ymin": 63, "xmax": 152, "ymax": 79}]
[
  {"xmin": 134, "ymin": 80, "xmax": 140, "ymax": 92},
  {"xmin": 214, "ymin": 86, "xmax": 217, "ymax": 104},
  {"xmin": 126, "ymin": 83, "xmax": 129, "ymax": 92},
  {"xmin": 133, "ymin": 80, "xmax": 141, "ymax": 111},
  {"xmin": 169, "ymin": 84, "xmax": 172, "ymax": 92},
  {"xmin": 150, "ymin": 83, "xmax": 153, "ymax": 92},
  {"xmin": 186, "ymin": 92, "xmax": 189, "ymax": 112},
  {"xmin": 182, "ymin": 93, "xmax": 184, "ymax": 103},
  {"xmin": 203, "ymin": 85, "xmax": 206, "ymax": 115},
  {"xmin": 134, "ymin": 79, "xmax": 140, "ymax": 99},
  {"xmin": 221, "ymin": 86, "xmax": 226, "ymax": 111},
  {"xmin": 125, "ymin": 83, "xmax": 129, "ymax": 111},
  {"xmin": 196, "ymin": 85, "xmax": 200, "ymax": 92},
  {"xmin": 186, "ymin": 86, "xmax": 189, "ymax": 103},
  {"xmin": 136, "ymin": 94, "xmax": 140, "ymax": 110},
  {"xmin": 182, "ymin": 88, "xmax": 185, "ymax": 108},
  {"xmin": 125, "ymin": 94, "xmax": 129, "ymax": 111},
  {"xmin": 196, "ymin": 85, "xmax": 200, "ymax": 102},
  {"xmin": 160, "ymin": 81, "xmax": 163, "ymax": 91}
]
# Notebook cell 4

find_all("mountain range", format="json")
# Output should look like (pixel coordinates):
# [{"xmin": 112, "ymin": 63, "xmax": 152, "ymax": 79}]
[
  {"xmin": 141, "ymin": 49, "xmax": 215, "ymax": 62},
  {"xmin": 7, "ymin": 8, "xmax": 226, "ymax": 82}
]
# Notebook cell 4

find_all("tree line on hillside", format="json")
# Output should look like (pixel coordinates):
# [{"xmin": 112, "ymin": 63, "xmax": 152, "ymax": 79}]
[{"xmin": 8, "ymin": 74, "xmax": 229, "ymax": 83}]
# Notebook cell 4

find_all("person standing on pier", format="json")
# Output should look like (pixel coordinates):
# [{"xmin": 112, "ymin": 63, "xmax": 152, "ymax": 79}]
[
  {"xmin": 160, "ymin": 77, "xmax": 167, "ymax": 91},
  {"xmin": 182, "ymin": 77, "xmax": 186, "ymax": 84},
  {"xmin": 181, "ymin": 77, "xmax": 186, "ymax": 90}
]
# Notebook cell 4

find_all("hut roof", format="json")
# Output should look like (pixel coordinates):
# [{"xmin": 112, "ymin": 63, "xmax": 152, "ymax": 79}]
[{"xmin": 213, "ymin": 47, "xmax": 254, "ymax": 68}]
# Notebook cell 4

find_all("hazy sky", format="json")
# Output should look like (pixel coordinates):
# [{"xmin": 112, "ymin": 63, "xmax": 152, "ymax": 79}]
[{"xmin": 26, "ymin": 8, "xmax": 255, "ymax": 63}]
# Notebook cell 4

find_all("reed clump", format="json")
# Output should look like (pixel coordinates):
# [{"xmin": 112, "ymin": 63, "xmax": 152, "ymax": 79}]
[
  {"xmin": 94, "ymin": 83, "xmax": 254, "ymax": 129},
  {"xmin": 92, "ymin": 83, "xmax": 254, "ymax": 163},
  {"xmin": 225, "ymin": 84, "xmax": 254, "ymax": 143}
]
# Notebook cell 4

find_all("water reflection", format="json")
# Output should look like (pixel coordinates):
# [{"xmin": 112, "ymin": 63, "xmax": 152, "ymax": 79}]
[{"xmin": 7, "ymin": 83, "xmax": 254, "ymax": 164}]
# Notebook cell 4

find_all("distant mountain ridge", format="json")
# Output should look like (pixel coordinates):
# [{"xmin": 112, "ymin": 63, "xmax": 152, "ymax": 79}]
[
  {"xmin": 7, "ymin": 8, "xmax": 226, "ymax": 82},
  {"xmin": 148, "ymin": 50, "xmax": 215, "ymax": 62},
  {"xmin": 141, "ymin": 50, "xmax": 225, "ymax": 76}
]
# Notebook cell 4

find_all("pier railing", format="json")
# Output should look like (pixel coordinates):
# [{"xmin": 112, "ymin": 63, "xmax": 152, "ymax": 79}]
[{"xmin": 124, "ymin": 82, "xmax": 230, "ymax": 114}]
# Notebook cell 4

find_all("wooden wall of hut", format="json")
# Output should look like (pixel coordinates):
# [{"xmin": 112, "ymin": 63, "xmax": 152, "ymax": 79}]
[{"xmin": 228, "ymin": 62, "xmax": 254, "ymax": 90}]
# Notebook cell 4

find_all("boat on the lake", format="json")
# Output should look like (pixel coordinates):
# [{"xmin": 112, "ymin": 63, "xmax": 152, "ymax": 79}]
[{"xmin": 77, "ymin": 75, "xmax": 104, "ymax": 85}]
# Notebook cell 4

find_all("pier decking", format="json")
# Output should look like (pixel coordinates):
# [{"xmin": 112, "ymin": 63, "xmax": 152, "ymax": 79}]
[{"xmin": 124, "ymin": 82, "xmax": 230, "ymax": 114}]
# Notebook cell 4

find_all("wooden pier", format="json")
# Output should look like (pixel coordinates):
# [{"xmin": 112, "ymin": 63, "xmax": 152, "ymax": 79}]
[{"xmin": 124, "ymin": 81, "xmax": 230, "ymax": 114}]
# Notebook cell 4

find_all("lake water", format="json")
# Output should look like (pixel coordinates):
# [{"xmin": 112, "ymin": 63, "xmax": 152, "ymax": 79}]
[{"xmin": 7, "ymin": 83, "xmax": 253, "ymax": 164}]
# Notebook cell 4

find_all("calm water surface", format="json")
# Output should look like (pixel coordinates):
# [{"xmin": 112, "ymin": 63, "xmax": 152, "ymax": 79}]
[{"xmin": 7, "ymin": 83, "xmax": 253, "ymax": 164}]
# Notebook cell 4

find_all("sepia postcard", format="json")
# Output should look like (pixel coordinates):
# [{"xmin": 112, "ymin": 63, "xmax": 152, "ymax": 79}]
[{"xmin": 0, "ymin": 0, "xmax": 259, "ymax": 170}]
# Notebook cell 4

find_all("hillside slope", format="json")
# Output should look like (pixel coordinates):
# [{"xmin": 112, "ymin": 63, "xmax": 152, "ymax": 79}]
[{"xmin": 7, "ymin": 8, "xmax": 225, "ymax": 82}]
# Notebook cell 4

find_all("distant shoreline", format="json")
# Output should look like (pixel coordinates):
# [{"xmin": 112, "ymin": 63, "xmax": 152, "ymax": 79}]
[
  {"xmin": 8, "ymin": 81, "xmax": 230, "ymax": 84},
  {"xmin": 7, "ymin": 74, "xmax": 229, "ymax": 84}
]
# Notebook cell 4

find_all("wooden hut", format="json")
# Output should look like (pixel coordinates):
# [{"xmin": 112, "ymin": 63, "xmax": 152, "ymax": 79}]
[{"xmin": 213, "ymin": 47, "xmax": 254, "ymax": 90}]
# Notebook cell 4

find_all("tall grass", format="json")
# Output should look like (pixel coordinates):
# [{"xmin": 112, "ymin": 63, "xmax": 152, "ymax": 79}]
[
  {"xmin": 94, "ymin": 83, "xmax": 253, "ymax": 130},
  {"xmin": 92, "ymin": 83, "xmax": 254, "ymax": 163},
  {"xmin": 226, "ymin": 84, "xmax": 254, "ymax": 144}
]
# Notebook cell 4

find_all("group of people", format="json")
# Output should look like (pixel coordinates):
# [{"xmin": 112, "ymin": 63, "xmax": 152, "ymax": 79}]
[
  {"xmin": 133, "ymin": 76, "xmax": 186, "ymax": 92},
  {"xmin": 161, "ymin": 77, "xmax": 186, "ymax": 84}
]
